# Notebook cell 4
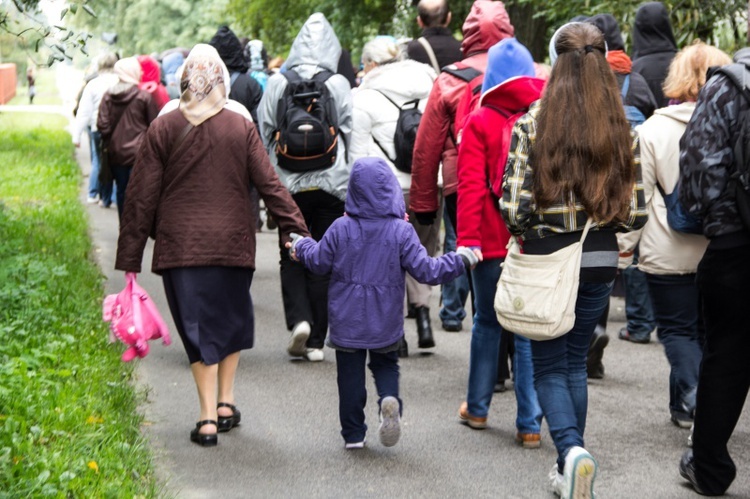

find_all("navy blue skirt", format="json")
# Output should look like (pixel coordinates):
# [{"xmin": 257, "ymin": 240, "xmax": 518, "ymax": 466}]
[{"xmin": 162, "ymin": 267, "xmax": 254, "ymax": 365}]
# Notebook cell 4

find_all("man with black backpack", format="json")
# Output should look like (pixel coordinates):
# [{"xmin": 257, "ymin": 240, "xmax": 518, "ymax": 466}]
[
  {"xmin": 259, "ymin": 12, "xmax": 353, "ymax": 363},
  {"xmin": 677, "ymin": 48, "xmax": 750, "ymax": 497}
]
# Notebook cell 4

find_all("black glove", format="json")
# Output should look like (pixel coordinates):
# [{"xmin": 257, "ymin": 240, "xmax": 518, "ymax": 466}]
[{"xmin": 414, "ymin": 211, "xmax": 437, "ymax": 226}]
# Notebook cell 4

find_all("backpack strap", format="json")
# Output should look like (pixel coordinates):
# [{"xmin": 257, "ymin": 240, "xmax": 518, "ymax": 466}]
[
  {"xmin": 442, "ymin": 64, "xmax": 483, "ymax": 83},
  {"xmin": 417, "ymin": 37, "xmax": 440, "ymax": 74},
  {"xmin": 230, "ymin": 71, "xmax": 241, "ymax": 88},
  {"xmin": 621, "ymin": 74, "xmax": 630, "ymax": 100}
]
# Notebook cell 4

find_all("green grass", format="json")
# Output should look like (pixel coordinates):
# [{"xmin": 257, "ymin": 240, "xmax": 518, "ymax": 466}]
[
  {"xmin": 0, "ymin": 113, "xmax": 159, "ymax": 497},
  {"xmin": 7, "ymin": 68, "xmax": 62, "ymax": 106}
]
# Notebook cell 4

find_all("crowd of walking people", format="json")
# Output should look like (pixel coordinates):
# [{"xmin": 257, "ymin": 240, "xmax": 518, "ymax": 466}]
[{"xmin": 70, "ymin": 0, "xmax": 750, "ymax": 497}]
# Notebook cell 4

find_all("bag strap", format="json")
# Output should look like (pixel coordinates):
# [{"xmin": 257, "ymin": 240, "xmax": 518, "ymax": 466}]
[
  {"xmin": 417, "ymin": 37, "xmax": 440, "ymax": 74},
  {"xmin": 168, "ymin": 123, "xmax": 194, "ymax": 163},
  {"xmin": 230, "ymin": 71, "xmax": 240, "ymax": 88},
  {"xmin": 621, "ymin": 74, "xmax": 630, "ymax": 100}
]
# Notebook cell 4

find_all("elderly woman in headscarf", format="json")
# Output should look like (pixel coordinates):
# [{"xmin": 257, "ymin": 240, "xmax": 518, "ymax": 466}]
[
  {"xmin": 114, "ymin": 44, "xmax": 309, "ymax": 447},
  {"xmin": 97, "ymin": 56, "xmax": 159, "ymax": 219}
]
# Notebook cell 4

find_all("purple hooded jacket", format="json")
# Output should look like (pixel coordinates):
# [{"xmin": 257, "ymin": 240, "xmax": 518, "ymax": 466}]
[{"xmin": 295, "ymin": 157, "xmax": 466, "ymax": 350}]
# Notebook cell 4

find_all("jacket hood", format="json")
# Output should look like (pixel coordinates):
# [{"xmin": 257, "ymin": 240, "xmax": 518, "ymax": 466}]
[
  {"xmin": 345, "ymin": 157, "xmax": 405, "ymax": 220},
  {"xmin": 461, "ymin": 1, "xmax": 515, "ymax": 56},
  {"xmin": 480, "ymin": 76, "xmax": 545, "ymax": 112},
  {"xmin": 654, "ymin": 101, "xmax": 695, "ymax": 124},
  {"xmin": 481, "ymin": 38, "xmax": 535, "ymax": 94},
  {"xmin": 137, "ymin": 55, "xmax": 161, "ymax": 84},
  {"xmin": 734, "ymin": 47, "xmax": 750, "ymax": 65},
  {"xmin": 632, "ymin": 2, "xmax": 677, "ymax": 58},
  {"xmin": 209, "ymin": 26, "xmax": 249, "ymax": 73},
  {"xmin": 359, "ymin": 59, "xmax": 435, "ymax": 103},
  {"xmin": 286, "ymin": 13, "xmax": 341, "ymax": 73},
  {"xmin": 587, "ymin": 14, "xmax": 625, "ymax": 51},
  {"xmin": 107, "ymin": 84, "xmax": 141, "ymax": 104}
]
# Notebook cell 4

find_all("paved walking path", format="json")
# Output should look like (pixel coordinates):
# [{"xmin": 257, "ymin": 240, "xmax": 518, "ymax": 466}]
[{"xmin": 13, "ymin": 65, "xmax": 750, "ymax": 498}]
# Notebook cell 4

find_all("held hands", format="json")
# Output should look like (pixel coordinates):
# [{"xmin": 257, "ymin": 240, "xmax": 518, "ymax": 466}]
[
  {"xmin": 456, "ymin": 246, "xmax": 482, "ymax": 270},
  {"xmin": 285, "ymin": 232, "xmax": 304, "ymax": 261}
]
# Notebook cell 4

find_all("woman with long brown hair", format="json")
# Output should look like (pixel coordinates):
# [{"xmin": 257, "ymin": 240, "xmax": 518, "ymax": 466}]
[{"xmin": 501, "ymin": 22, "xmax": 648, "ymax": 497}]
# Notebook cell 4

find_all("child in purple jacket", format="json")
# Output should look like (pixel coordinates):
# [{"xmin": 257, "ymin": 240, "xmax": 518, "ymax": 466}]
[{"xmin": 288, "ymin": 157, "xmax": 477, "ymax": 449}]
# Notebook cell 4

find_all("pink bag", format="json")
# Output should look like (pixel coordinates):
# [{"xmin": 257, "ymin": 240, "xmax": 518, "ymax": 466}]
[{"xmin": 103, "ymin": 272, "xmax": 171, "ymax": 362}]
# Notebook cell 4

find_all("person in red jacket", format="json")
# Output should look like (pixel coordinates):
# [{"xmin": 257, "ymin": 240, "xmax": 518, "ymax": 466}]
[
  {"xmin": 455, "ymin": 37, "xmax": 545, "ymax": 447},
  {"xmin": 408, "ymin": 0, "xmax": 514, "ymax": 348},
  {"xmin": 137, "ymin": 55, "xmax": 170, "ymax": 110}
]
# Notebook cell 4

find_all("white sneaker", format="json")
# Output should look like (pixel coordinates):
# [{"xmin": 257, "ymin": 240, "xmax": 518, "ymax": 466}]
[
  {"xmin": 378, "ymin": 396, "xmax": 401, "ymax": 447},
  {"xmin": 304, "ymin": 348, "xmax": 324, "ymax": 362},
  {"xmin": 549, "ymin": 463, "xmax": 565, "ymax": 497},
  {"xmin": 287, "ymin": 321, "xmax": 310, "ymax": 357},
  {"xmin": 86, "ymin": 196, "xmax": 98, "ymax": 204},
  {"xmin": 688, "ymin": 423, "xmax": 694, "ymax": 448},
  {"xmin": 562, "ymin": 446, "xmax": 597, "ymax": 499},
  {"xmin": 344, "ymin": 440, "xmax": 365, "ymax": 450}
]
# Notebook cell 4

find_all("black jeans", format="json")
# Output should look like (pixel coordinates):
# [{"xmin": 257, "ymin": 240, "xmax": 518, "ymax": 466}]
[
  {"xmin": 336, "ymin": 349, "xmax": 400, "ymax": 444},
  {"xmin": 278, "ymin": 189, "xmax": 344, "ymax": 349},
  {"xmin": 645, "ymin": 273, "xmax": 703, "ymax": 416},
  {"xmin": 693, "ymin": 243, "xmax": 750, "ymax": 495}
]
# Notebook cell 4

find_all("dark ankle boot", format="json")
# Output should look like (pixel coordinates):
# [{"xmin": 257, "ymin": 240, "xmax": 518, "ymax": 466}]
[
  {"xmin": 397, "ymin": 337, "xmax": 409, "ymax": 358},
  {"xmin": 586, "ymin": 325, "xmax": 609, "ymax": 379},
  {"xmin": 416, "ymin": 306, "xmax": 435, "ymax": 348}
]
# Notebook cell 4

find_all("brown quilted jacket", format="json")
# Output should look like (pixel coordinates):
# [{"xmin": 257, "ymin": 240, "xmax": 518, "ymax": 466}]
[
  {"xmin": 115, "ymin": 108, "xmax": 309, "ymax": 274},
  {"xmin": 97, "ymin": 85, "xmax": 159, "ymax": 166}
]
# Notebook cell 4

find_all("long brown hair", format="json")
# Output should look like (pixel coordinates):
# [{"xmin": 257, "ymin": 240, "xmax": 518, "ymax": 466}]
[{"xmin": 531, "ymin": 22, "xmax": 634, "ymax": 223}]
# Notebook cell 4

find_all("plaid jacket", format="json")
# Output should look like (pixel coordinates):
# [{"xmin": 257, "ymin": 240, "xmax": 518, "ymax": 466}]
[{"xmin": 500, "ymin": 102, "xmax": 648, "ymax": 240}]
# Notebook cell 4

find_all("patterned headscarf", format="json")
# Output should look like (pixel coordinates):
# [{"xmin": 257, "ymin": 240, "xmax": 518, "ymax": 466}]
[
  {"xmin": 114, "ymin": 57, "xmax": 141, "ymax": 85},
  {"xmin": 179, "ymin": 44, "xmax": 228, "ymax": 126}
]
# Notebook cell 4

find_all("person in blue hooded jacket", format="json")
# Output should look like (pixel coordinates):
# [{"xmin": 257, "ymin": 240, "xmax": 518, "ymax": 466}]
[{"xmin": 288, "ymin": 157, "xmax": 476, "ymax": 449}]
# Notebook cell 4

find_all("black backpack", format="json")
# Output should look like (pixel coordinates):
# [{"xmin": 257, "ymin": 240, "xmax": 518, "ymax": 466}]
[
  {"xmin": 710, "ymin": 63, "xmax": 750, "ymax": 232},
  {"xmin": 372, "ymin": 90, "xmax": 421, "ymax": 174},
  {"xmin": 275, "ymin": 69, "xmax": 339, "ymax": 172}
]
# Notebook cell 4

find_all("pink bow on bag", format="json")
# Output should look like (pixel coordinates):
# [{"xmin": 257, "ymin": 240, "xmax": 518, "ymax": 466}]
[{"xmin": 103, "ymin": 272, "xmax": 171, "ymax": 362}]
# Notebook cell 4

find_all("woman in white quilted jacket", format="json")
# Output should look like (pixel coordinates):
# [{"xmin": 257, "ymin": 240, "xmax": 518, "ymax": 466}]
[{"xmin": 350, "ymin": 36, "xmax": 440, "ymax": 356}]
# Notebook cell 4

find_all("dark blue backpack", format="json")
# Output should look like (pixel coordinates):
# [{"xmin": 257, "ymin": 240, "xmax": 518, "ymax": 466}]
[
  {"xmin": 655, "ymin": 180, "xmax": 703, "ymax": 234},
  {"xmin": 621, "ymin": 75, "xmax": 646, "ymax": 128}
]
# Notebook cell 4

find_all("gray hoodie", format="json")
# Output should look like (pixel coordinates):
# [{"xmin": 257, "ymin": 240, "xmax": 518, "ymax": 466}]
[{"xmin": 259, "ymin": 13, "xmax": 353, "ymax": 201}]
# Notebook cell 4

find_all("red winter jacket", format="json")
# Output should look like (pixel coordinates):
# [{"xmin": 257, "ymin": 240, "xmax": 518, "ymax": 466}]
[
  {"xmin": 456, "ymin": 76, "xmax": 545, "ymax": 259},
  {"xmin": 409, "ymin": 0, "xmax": 514, "ymax": 214}
]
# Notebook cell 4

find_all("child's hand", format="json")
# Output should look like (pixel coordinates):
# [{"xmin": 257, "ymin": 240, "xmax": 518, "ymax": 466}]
[
  {"xmin": 287, "ymin": 233, "xmax": 304, "ymax": 261},
  {"xmin": 456, "ymin": 246, "xmax": 482, "ymax": 269}
]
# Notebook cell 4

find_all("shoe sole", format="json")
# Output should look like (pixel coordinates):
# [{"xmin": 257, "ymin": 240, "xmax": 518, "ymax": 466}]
[
  {"xmin": 458, "ymin": 407, "xmax": 487, "ymax": 430},
  {"xmin": 379, "ymin": 397, "xmax": 401, "ymax": 447},
  {"xmin": 568, "ymin": 453, "xmax": 597, "ymax": 499},
  {"xmin": 287, "ymin": 324, "xmax": 311, "ymax": 357},
  {"xmin": 671, "ymin": 416, "xmax": 694, "ymax": 429},
  {"xmin": 516, "ymin": 436, "xmax": 541, "ymax": 449}
]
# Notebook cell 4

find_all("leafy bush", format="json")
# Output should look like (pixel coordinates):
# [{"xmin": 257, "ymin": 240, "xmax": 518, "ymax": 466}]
[{"xmin": 0, "ymin": 114, "xmax": 158, "ymax": 497}]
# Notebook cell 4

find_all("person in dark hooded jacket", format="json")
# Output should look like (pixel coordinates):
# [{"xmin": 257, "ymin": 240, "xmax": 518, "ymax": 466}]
[
  {"xmin": 585, "ymin": 13, "xmax": 657, "ymax": 379},
  {"xmin": 209, "ymin": 26, "xmax": 263, "ymax": 124},
  {"xmin": 631, "ymin": 2, "xmax": 677, "ymax": 108}
]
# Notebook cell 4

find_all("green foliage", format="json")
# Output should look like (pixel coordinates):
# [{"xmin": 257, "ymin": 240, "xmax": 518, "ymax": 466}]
[
  {"xmin": 0, "ymin": 114, "xmax": 159, "ymax": 497},
  {"xmin": 70, "ymin": 0, "xmax": 234, "ymax": 56}
]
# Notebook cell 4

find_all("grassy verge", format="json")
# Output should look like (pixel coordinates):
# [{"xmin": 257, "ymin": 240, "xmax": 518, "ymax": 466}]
[{"xmin": 0, "ymin": 113, "xmax": 158, "ymax": 497}]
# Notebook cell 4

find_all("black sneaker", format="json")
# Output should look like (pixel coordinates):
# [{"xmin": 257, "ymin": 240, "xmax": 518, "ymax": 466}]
[
  {"xmin": 671, "ymin": 411, "xmax": 694, "ymax": 429},
  {"xmin": 679, "ymin": 450, "xmax": 708, "ymax": 495}
]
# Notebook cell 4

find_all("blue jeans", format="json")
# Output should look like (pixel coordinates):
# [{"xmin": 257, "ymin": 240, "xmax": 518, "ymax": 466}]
[
  {"xmin": 622, "ymin": 251, "xmax": 656, "ymax": 338},
  {"xmin": 439, "ymin": 209, "xmax": 469, "ymax": 325},
  {"xmin": 531, "ymin": 281, "xmax": 612, "ymax": 471},
  {"xmin": 88, "ymin": 130, "xmax": 113, "ymax": 203},
  {"xmin": 112, "ymin": 164, "xmax": 132, "ymax": 221},
  {"xmin": 467, "ymin": 259, "xmax": 542, "ymax": 433},
  {"xmin": 336, "ymin": 349, "xmax": 401, "ymax": 444},
  {"xmin": 646, "ymin": 273, "xmax": 703, "ymax": 416}
]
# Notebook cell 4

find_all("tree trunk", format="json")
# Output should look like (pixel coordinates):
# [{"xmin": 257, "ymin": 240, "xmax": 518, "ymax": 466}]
[{"xmin": 504, "ymin": 2, "xmax": 550, "ymax": 62}]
